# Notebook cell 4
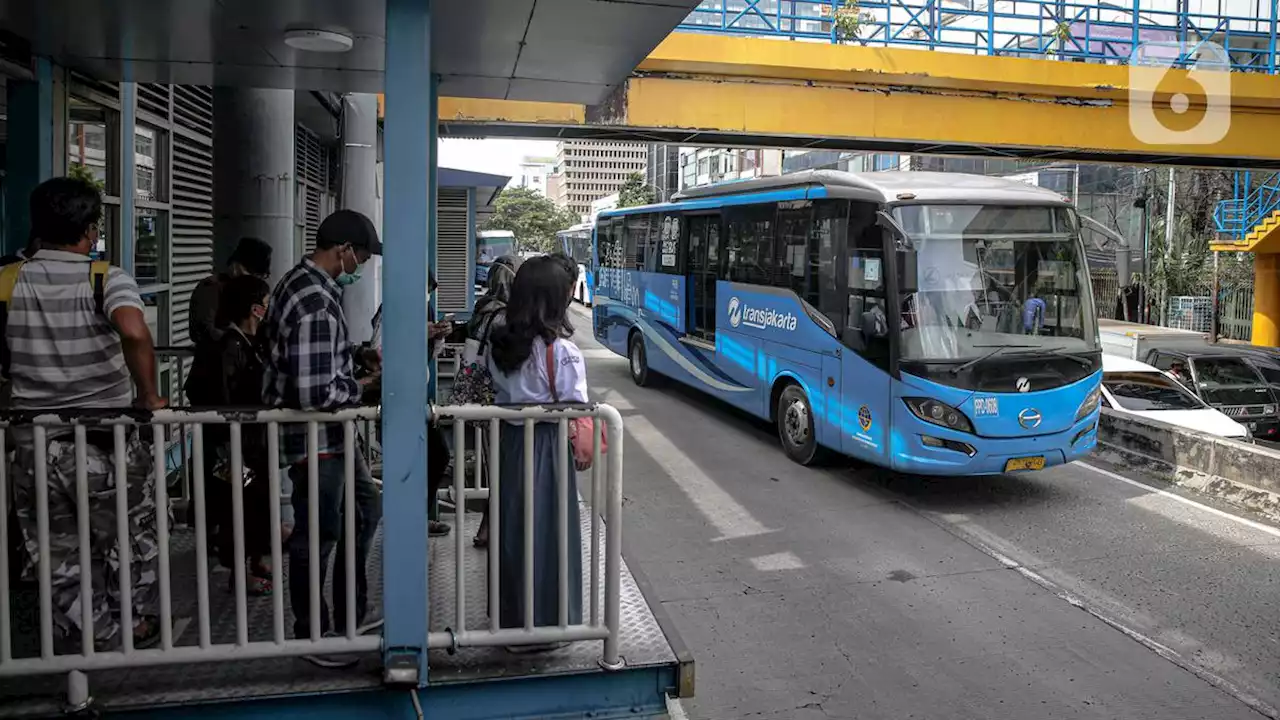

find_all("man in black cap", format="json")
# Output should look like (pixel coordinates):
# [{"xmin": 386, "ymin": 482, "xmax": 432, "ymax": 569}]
[
  {"xmin": 189, "ymin": 236, "xmax": 273, "ymax": 351},
  {"xmin": 261, "ymin": 209, "xmax": 382, "ymax": 665}
]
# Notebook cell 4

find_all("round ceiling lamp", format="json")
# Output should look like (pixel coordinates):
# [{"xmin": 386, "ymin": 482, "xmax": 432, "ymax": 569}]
[{"xmin": 284, "ymin": 29, "xmax": 354, "ymax": 53}]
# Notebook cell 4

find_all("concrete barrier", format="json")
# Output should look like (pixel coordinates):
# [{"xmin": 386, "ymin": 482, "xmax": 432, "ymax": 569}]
[{"xmin": 1095, "ymin": 408, "xmax": 1280, "ymax": 521}]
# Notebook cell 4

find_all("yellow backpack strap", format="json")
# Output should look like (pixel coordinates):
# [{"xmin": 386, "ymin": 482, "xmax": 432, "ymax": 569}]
[
  {"xmin": 89, "ymin": 260, "xmax": 109, "ymax": 316},
  {"xmin": 0, "ymin": 260, "xmax": 24, "ymax": 379},
  {"xmin": 0, "ymin": 261, "xmax": 25, "ymax": 306}
]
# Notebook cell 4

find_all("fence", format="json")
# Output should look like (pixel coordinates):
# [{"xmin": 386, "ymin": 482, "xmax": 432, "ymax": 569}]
[{"xmin": 0, "ymin": 402, "xmax": 625, "ymax": 706}]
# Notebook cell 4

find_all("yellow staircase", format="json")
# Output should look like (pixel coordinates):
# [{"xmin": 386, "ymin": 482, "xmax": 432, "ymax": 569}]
[{"xmin": 1212, "ymin": 209, "xmax": 1280, "ymax": 253}]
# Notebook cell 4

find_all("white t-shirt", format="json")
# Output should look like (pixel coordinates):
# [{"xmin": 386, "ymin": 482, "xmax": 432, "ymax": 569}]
[{"xmin": 489, "ymin": 336, "xmax": 588, "ymax": 406}]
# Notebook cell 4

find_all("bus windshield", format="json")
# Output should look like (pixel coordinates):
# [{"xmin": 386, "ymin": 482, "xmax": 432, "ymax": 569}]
[{"xmin": 894, "ymin": 204, "xmax": 1099, "ymax": 364}]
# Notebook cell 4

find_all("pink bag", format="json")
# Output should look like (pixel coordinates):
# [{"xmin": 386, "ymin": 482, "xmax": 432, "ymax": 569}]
[{"xmin": 545, "ymin": 343, "xmax": 607, "ymax": 471}]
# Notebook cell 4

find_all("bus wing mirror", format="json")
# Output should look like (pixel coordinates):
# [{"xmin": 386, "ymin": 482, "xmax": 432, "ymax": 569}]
[{"xmin": 876, "ymin": 211, "xmax": 913, "ymax": 250}]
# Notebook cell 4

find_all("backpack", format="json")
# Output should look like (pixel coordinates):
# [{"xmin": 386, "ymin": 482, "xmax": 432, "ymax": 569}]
[{"xmin": 0, "ymin": 259, "xmax": 110, "ymax": 379}]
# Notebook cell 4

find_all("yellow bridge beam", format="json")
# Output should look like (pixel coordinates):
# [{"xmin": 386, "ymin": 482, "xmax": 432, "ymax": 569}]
[{"xmin": 424, "ymin": 35, "xmax": 1280, "ymax": 168}]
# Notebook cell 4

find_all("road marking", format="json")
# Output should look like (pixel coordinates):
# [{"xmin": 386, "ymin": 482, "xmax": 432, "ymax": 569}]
[
  {"xmin": 749, "ymin": 551, "xmax": 805, "ymax": 571},
  {"xmin": 624, "ymin": 408, "xmax": 773, "ymax": 542},
  {"xmin": 1076, "ymin": 461, "xmax": 1280, "ymax": 540}
]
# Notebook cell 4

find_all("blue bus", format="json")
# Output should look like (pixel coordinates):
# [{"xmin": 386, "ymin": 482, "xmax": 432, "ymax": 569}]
[
  {"xmin": 476, "ymin": 229, "xmax": 517, "ymax": 286},
  {"xmin": 591, "ymin": 170, "xmax": 1102, "ymax": 474},
  {"xmin": 559, "ymin": 223, "xmax": 595, "ymax": 305}
]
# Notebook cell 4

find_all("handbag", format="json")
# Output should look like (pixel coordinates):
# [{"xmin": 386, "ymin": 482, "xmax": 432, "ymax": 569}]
[
  {"xmin": 544, "ymin": 342, "xmax": 607, "ymax": 471},
  {"xmin": 448, "ymin": 314, "xmax": 497, "ymax": 405}
]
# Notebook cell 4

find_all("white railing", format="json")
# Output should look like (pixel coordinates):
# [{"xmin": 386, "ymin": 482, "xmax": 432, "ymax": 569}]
[
  {"xmin": 429, "ymin": 404, "xmax": 625, "ymax": 669},
  {"xmin": 0, "ymin": 401, "xmax": 625, "ymax": 706}
]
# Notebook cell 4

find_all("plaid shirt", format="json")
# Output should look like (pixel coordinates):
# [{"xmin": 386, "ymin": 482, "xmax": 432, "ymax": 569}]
[{"xmin": 262, "ymin": 259, "xmax": 360, "ymax": 465}]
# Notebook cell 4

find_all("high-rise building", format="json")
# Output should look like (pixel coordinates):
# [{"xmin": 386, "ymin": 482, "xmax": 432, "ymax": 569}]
[
  {"xmin": 516, "ymin": 156, "xmax": 555, "ymax": 197},
  {"xmin": 646, "ymin": 144, "xmax": 681, "ymax": 202},
  {"xmin": 677, "ymin": 147, "xmax": 783, "ymax": 191},
  {"xmin": 549, "ymin": 140, "xmax": 648, "ymax": 220}
]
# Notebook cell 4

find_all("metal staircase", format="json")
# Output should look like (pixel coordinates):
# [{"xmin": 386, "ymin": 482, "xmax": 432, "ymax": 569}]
[{"xmin": 1213, "ymin": 172, "xmax": 1280, "ymax": 252}]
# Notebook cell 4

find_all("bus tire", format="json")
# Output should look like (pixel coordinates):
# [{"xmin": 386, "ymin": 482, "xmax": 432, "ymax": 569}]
[
  {"xmin": 628, "ymin": 332, "xmax": 657, "ymax": 387},
  {"xmin": 777, "ymin": 384, "xmax": 825, "ymax": 466}
]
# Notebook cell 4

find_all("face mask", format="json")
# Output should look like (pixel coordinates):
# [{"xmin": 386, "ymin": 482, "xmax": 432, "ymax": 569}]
[{"xmin": 337, "ymin": 248, "xmax": 364, "ymax": 287}]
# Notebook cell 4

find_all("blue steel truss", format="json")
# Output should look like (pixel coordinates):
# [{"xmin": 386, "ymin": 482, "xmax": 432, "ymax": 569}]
[
  {"xmin": 679, "ymin": 1, "xmax": 1280, "ymax": 240},
  {"xmin": 679, "ymin": 1, "xmax": 1279, "ymax": 72}
]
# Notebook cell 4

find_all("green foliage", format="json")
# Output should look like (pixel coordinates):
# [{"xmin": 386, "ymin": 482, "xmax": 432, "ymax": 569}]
[
  {"xmin": 67, "ymin": 162, "xmax": 105, "ymax": 192},
  {"xmin": 835, "ymin": 1, "xmax": 873, "ymax": 41},
  {"xmin": 484, "ymin": 186, "xmax": 578, "ymax": 254},
  {"xmin": 617, "ymin": 173, "xmax": 655, "ymax": 208}
]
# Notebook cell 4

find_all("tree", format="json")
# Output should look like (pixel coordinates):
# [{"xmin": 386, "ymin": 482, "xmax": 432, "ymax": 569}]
[
  {"xmin": 67, "ymin": 162, "xmax": 106, "ymax": 192},
  {"xmin": 617, "ymin": 173, "xmax": 655, "ymax": 208},
  {"xmin": 484, "ymin": 186, "xmax": 578, "ymax": 254}
]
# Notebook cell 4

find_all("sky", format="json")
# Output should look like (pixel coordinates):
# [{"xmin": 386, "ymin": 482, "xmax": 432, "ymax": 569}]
[{"xmin": 438, "ymin": 138, "xmax": 558, "ymax": 185}]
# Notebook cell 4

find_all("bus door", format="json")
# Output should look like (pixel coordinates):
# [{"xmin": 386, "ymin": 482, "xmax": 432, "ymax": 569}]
[
  {"xmin": 686, "ymin": 213, "xmax": 721, "ymax": 341},
  {"xmin": 839, "ymin": 201, "xmax": 894, "ymax": 462}
]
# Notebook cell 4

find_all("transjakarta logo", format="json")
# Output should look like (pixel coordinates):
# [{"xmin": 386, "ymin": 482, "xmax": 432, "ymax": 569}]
[{"xmin": 727, "ymin": 296, "xmax": 798, "ymax": 332}]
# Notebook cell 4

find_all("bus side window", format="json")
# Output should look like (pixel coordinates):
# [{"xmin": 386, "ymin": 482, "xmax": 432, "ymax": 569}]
[
  {"xmin": 843, "ymin": 201, "xmax": 890, "ymax": 369},
  {"xmin": 625, "ymin": 214, "xmax": 651, "ymax": 271}
]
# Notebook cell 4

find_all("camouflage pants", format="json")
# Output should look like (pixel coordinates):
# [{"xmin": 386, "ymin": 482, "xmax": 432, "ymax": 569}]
[{"xmin": 11, "ymin": 430, "xmax": 160, "ymax": 649}]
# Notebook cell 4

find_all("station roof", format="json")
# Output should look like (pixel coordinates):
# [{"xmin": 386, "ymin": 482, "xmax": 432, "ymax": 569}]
[{"xmin": 0, "ymin": 0, "xmax": 701, "ymax": 103}]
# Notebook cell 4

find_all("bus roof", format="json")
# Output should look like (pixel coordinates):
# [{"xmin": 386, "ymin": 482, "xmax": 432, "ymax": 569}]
[
  {"xmin": 477, "ymin": 229, "xmax": 515, "ymax": 239},
  {"xmin": 558, "ymin": 223, "xmax": 593, "ymax": 234},
  {"xmin": 671, "ymin": 170, "xmax": 1071, "ymax": 206}
]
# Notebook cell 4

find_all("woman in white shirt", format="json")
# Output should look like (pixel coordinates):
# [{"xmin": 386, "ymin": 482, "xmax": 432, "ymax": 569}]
[{"xmin": 487, "ymin": 254, "xmax": 586, "ymax": 641}]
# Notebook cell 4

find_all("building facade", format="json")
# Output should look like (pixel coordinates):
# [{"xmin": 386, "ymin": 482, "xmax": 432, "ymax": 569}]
[
  {"xmin": 516, "ymin": 156, "xmax": 555, "ymax": 197},
  {"xmin": 549, "ymin": 140, "xmax": 647, "ymax": 220},
  {"xmin": 677, "ymin": 147, "xmax": 783, "ymax": 191},
  {"xmin": 646, "ymin": 144, "xmax": 681, "ymax": 203}
]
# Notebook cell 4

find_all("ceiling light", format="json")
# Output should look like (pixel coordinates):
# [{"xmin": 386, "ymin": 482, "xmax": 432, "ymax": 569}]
[{"xmin": 284, "ymin": 29, "xmax": 354, "ymax": 53}]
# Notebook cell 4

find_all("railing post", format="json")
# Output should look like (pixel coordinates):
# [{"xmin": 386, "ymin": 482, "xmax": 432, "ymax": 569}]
[
  {"xmin": 599, "ymin": 404, "xmax": 625, "ymax": 670},
  {"xmin": 381, "ymin": 0, "xmax": 433, "ymax": 686}
]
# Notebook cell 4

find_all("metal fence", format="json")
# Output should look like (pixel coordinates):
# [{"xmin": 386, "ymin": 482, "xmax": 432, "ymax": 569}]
[{"xmin": 0, "ymin": 402, "xmax": 625, "ymax": 704}]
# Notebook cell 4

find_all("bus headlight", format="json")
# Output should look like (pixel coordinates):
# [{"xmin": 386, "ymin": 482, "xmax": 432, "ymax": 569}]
[
  {"xmin": 1075, "ymin": 386, "xmax": 1101, "ymax": 423},
  {"xmin": 903, "ymin": 397, "xmax": 974, "ymax": 434}
]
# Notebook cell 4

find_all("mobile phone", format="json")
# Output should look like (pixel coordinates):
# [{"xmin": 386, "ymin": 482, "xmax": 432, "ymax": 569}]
[{"xmin": 441, "ymin": 313, "xmax": 456, "ymax": 323}]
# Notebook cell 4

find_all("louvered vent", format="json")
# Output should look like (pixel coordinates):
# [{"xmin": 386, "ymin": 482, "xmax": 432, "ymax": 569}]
[
  {"xmin": 137, "ymin": 84, "xmax": 170, "ymax": 119},
  {"xmin": 295, "ymin": 124, "xmax": 328, "ymax": 253},
  {"xmin": 170, "ymin": 88, "xmax": 214, "ymax": 347},
  {"xmin": 437, "ymin": 188, "xmax": 470, "ymax": 314},
  {"xmin": 69, "ymin": 72, "xmax": 118, "ymax": 100}
]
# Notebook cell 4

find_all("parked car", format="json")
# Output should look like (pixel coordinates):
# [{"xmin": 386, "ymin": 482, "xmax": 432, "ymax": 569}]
[
  {"xmin": 1142, "ymin": 347, "xmax": 1279, "ymax": 439},
  {"xmin": 1101, "ymin": 355, "xmax": 1250, "ymax": 440}
]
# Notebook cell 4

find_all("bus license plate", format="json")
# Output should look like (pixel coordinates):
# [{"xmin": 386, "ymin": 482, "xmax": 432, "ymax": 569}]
[{"xmin": 1004, "ymin": 456, "xmax": 1046, "ymax": 472}]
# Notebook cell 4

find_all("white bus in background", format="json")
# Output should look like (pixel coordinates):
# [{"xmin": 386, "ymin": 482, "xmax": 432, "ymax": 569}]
[{"xmin": 558, "ymin": 223, "xmax": 594, "ymax": 305}]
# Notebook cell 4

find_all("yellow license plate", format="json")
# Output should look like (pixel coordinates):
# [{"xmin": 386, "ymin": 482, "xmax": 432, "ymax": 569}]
[{"xmin": 1004, "ymin": 456, "xmax": 1046, "ymax": 472}]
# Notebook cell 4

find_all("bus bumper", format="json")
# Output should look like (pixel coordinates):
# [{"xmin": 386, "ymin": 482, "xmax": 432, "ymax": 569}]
[{"xmin": 890, "ymin": 412, "xmax": 1099, "ymax": 476}]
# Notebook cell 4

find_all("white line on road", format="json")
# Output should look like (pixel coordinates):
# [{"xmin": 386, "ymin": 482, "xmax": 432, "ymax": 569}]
[
  {"xmin": 1077, "ymin": 461, "xmax": 1280, "ymax": 540},
  {"xmin": 623, "ymin": 404, "xmax": 774, "ymax": 542}
]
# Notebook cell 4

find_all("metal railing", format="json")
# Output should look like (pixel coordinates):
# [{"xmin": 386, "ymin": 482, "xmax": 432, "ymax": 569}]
[
  {"xmin": 428, "ymin": 403, "xmax": 625, "ymax": 669},
  {"xmin": 680, "ymin": 0, "xmax": 1280, "ymax": 72},
  {"xmin": 1216, "ymin": 171, "xmax": 1280, "ymax": 240},
  {"xmin": 0, "ymin": 401, "xmax": 625, "ymax": 706}
]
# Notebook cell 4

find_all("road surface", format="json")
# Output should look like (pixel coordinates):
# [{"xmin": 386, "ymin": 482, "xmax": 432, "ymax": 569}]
[{"xmin": 569, "ymin": 307, "xmax": 1280, "ymax": 720}]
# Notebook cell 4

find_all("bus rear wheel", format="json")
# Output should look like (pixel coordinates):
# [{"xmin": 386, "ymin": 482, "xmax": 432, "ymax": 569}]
[
  {"xmin": 777, "ymin": 384, "xmax": 825, "ymax": 466},
  {"xmin": 629, "ymin": 333, "xmax": 657, "ymax": 387}
]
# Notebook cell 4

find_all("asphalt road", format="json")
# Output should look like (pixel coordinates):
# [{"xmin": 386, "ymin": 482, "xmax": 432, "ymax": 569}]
[{"xmin": 568, "ymin": 308, "xmax": 1280, "ymax": 720}]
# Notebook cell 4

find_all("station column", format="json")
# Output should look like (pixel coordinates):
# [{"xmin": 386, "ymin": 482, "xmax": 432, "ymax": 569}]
[
  {"xmin": 1254, "ymin": 254, "xmax": 1280, "ymax": 347},
  {"xmin": 339, "ymin": 93, "xmax": 381, "ymax": 344},
  {"xmin": 381, "ymin": 0, "xmax": 432, "ymax": 685},
  {"xmin": 212, "ymin": 88, "xmax": 296, "ymax": 283}
]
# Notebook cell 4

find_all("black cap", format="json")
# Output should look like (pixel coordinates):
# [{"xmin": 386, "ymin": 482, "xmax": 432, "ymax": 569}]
[
  {"xmin": 228, "ymin": 237, "xmax": 273, "ymax": 277},
  {"xmin": 316, "ymin": 209, "xmax": 383, "ymax": 256}
]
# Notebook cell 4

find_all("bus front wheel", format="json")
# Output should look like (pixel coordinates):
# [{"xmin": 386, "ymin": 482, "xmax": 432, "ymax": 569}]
[
  {"xmin": 629, "ymin": 333, "xmax": 657, "ymax": 387},
  {"xmin": 777, "ymin": 384, "xmax": 825, "ymax": 466}
]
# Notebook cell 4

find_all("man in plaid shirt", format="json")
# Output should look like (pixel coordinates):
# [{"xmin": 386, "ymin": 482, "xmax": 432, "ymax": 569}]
[{"xmin": 262, "ymin": 209, "xmax": 382, "ymax": 664}]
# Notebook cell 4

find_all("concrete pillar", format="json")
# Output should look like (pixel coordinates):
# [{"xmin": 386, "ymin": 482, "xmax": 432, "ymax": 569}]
[
  {"xmin": 339, "ymin": 93, "xmax": 381, "ymax": 344},
  {"xmin": 1253, "ymin": 253, "xmax": 1280, "ymax": 347},
  {"xmin": 5, "ymin": 59, "xmax": 55, "ymax": 256},
  {"xmin": 213, "ymin": 88, "xmax": 295, "ymax": 284},
  {"xmin": 381, "ymin": 0, "xmax": 432, "ymax": 680}
]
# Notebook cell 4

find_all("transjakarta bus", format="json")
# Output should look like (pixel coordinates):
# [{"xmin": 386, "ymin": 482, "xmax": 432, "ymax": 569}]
[
  {"xmin": 591, "ymin": 170, "xmax": 1102, "ymax": 474},
  {"xmin": 558, "ymin": 223, "xmax": 594, "ymax": 305}
]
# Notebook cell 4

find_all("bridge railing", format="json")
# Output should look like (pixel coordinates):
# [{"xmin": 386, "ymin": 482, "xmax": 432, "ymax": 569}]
[
  {"xmin": 680, "ymin": 0, "xmax": 1279, "ymax": 72},
  {"xmin": 0, "ymin": 402, "xmax": 624, "ymax": 707},
  {"xmin": 1216, "ymin": 171, "xmax": 1280, "ymax": 240}
]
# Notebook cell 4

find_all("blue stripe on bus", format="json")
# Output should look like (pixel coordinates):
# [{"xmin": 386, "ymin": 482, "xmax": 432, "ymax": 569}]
[{"xmin": 597, "ymin": 186, "xmax": 829, "ymax": 218}]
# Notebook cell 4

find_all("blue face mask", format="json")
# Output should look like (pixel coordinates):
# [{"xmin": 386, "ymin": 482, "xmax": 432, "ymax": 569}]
[{"xmin": 337, "ymin": 248, "xmax": 364, "ymax": 287}]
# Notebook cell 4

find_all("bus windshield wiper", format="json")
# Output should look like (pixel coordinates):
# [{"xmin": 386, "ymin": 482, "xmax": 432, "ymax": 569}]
[
  {"xmin": 1002, "ymin": 345, "xmax": 1094, "ymax": 368},
  {"xmin": 950, "ymin": 344, "xmax": 1039, "ymax": 375}
]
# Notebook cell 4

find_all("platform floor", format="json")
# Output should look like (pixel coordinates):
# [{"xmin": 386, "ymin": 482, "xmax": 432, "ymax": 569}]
[{"xmin": 0, "ymin": 501, "xmax": 674, "ymax": 717}]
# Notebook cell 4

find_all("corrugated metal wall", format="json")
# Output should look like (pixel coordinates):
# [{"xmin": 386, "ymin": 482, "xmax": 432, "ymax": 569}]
[{"xmin": 437, "ymin": 187, "xmax": 470, "ymax": 314}]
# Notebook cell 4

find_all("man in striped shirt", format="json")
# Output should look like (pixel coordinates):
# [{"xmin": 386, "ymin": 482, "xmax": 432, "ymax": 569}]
[
  {"xmin": 7, "ymin": 176, "xmax": 165, "ymax": 651},
  {"xmin": 262, "ymin": 209, "xmax": 382, "ymax": 661}
]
